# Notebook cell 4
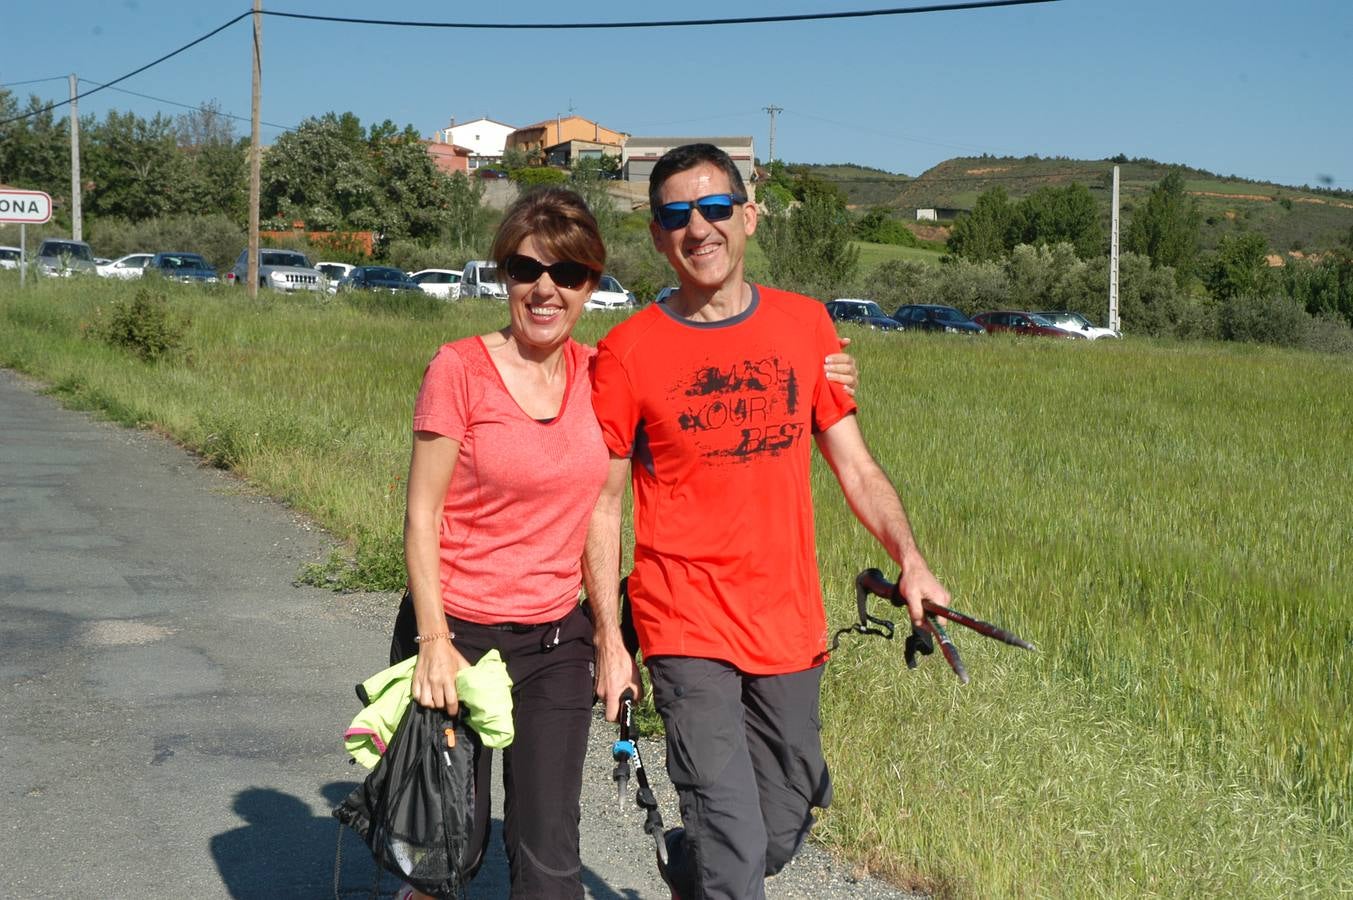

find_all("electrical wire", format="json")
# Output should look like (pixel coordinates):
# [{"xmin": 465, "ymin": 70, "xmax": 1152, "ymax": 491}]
[
  {"xmin": 78, "ymin": 79, "xmax": 296, "ymax": 132},
  {"xmin": 0, "ymin": 11, "xmax": 251, "ymax": 127},
  {"xmin": 0, "ymin": 76, "xmax": 70, "ymax": 88},
  {"xmin": 263, "ymin": 0, "xmax": 1059, "ymax": 30}
]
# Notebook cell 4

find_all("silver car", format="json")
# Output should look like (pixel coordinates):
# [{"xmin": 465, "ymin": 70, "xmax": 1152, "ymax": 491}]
[
  {"xmin": 36, "ymin": 238, "xmax": 98, "ymax": 277},
  {"xmin": 226, "ymin": 248, "xmax": 323, "ymax": 292}
]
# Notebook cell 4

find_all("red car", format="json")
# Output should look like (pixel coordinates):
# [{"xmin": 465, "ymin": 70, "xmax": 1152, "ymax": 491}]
[{"xmin": 972, "ymin": 310, "xmax": 1088, "ymax": 339}]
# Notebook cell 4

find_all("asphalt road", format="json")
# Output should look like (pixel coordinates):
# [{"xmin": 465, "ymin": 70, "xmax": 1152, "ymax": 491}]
[{"xmin": 0, "ymin": 368, "xmax": 917, "ymax": 900}]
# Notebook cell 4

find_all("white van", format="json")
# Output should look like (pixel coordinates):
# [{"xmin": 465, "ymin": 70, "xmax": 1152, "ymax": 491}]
[{"xmin": 460, "ymin": 260, "xmax": 507, "ymax": 300}]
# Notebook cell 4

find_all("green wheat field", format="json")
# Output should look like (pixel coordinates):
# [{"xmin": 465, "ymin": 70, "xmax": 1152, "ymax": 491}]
[{"xmin": 2, "ymin": 275, "xmax": 1349, "ymax": 898}]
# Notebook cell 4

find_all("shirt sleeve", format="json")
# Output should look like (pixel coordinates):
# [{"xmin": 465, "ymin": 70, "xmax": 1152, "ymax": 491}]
[
  {"xmin": 413, "ymin": 344, "xmax": 470, "ymax": 441},
  {"xmin": 590, "ymin": 339, "xmax": 640, "ymax": 458},
  {"xmin": 810, "ymin": 309, "xmax": 858, "ymax": 434}
]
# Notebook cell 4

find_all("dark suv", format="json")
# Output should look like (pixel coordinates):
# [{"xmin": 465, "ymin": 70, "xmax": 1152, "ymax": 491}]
[{"xmin": 892, "ymin": 304, "xmax": 985, "ymax": 335}]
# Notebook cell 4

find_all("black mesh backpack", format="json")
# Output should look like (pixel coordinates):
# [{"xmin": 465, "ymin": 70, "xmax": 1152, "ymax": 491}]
[{"xmin": 334, "ymin": 701, "xmax": 480, "ymax": 899}]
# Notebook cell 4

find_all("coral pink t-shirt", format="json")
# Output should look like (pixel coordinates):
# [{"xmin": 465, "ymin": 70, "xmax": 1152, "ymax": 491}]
[{"xmin": 413, "ymin": 336, "xmax": 608, "ymax": 624}]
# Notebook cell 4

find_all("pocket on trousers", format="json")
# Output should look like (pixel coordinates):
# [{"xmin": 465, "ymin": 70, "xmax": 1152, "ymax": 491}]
[{"xmin": 650, "ymin": 662, "xmax": 739, "ymax": 790}]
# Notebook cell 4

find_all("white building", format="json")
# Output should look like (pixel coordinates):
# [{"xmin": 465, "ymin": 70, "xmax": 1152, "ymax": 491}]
[{"xmin": 434, "ymin": 118, "xmax": 517, "ymax": 169}]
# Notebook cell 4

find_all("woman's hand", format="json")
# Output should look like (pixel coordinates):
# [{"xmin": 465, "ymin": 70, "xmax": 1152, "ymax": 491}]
[
  {"xmin": 825, "ymin": 336, "xmax": 859, "ymax": 396},
  {"xmin": 411, "ymin": 636, "xmax": 471, "ymax": 716}
]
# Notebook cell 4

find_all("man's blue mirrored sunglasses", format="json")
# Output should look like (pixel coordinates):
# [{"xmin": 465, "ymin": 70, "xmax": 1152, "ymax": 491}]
[{"xmin": 654, "ymin": 193, "xmax": 747, "ymax": 231}]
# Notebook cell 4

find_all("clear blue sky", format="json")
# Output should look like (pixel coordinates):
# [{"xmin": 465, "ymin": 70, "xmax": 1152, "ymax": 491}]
[{"xmin": 3, "ymin": 0, "xmax": 1351, "ymax": 189}]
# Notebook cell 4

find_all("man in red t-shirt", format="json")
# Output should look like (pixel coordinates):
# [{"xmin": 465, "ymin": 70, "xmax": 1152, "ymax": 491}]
[{"xmin": 587, "ymin": 144, "xmax": 950, "ymax": 900}]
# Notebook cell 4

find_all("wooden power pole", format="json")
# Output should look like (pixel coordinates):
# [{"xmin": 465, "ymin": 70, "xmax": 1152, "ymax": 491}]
[
  {"xmin": 69, "ymin": 74, "xmax": 82, "ymax": 241},
  {"xmin": 1109, "ymin": 165, "xmax": 1120, "ymax": 332},
  {"xmin": 247, "ymin": 0, "xmax": 263, "ymax": 299}
]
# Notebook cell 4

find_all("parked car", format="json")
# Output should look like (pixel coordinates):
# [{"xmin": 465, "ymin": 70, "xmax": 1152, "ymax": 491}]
[
  {"xmin": 0, "ymin": 245, "xmax": 22, "ymax": 270},
  {"xmin": 144, "ymin": 252, "xmax": 219, "ymax": 284},
  {"xmin": 409, "ymin": 268, "xmax": 463, "ymax": 300},
  {"xmin": 1035, "ymin": 310, "xmax": 1121, "ymax": 340},
  {"xmin": 892, "ymin": 303, "xmax": 985, "ymax": 335},
  {"xmin": 340, "ymin": 266, "xmax": 423, "ymax": 293},
  {"xmin": 584, "ymin": 274, "xmax": 635, "ymax": 311},
  {"xmin": 972, "ymin": 310, "xmax": 1088, "ymax": 339},
  {"xmin": 315, "ymin": 261, "xmax": 355, "ymax": 294},
  {"xmin": 824, "ymin": 298, "xmax": 903, "ymax": 331},
  {"xmin": 36, "ymin": 238, "xmax": 98, "ymax": 277},
  {"xmin": 97, "ymin": 253, "xmax": 154, "ymax": 279},
  {"xmin": 225, "ymin": 248, "xmax": 323, "ymax": 292},
  {"xmin": 460, "ymin": 259, "xmax": 507, "ymax": 299}
]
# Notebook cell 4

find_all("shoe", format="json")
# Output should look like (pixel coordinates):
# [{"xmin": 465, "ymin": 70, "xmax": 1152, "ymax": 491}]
[{"xmin": 659, "ymin": 828, "xmax": 693, "ymax": 900}]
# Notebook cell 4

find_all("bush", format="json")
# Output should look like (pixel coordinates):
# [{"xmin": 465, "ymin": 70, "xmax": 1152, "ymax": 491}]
[
  {"xmin": 604, "ymin": 235, "xmax": 673, "ymax": 304},
  {"xmin": 930, "ymin": 258, "xmax": 1010, "ymax": 316},
  {"xmin": 384, "ymin": 239, "xmax": 476, "ymax": 275},
  {"xmin": 86, "ymin": 287, "xmax": 190, "ymax": 362},
  {"xmin": 510, "ymin": 167, "xmax": 569, "ymax": 188},
  {"xmin": 89, "ymin": 213, "xmax": 247, "ymax": 273},
  {"xmin": 1301, "ymin": 312, "xmax": 1353, "ymax": 354},
  {"xmin": 1219, "ymin": 293, "xmax": 1308, "ymax": 346},
  {"xmin": 857, "ymin": 259, "xmax": 938, "ymax": 311}
]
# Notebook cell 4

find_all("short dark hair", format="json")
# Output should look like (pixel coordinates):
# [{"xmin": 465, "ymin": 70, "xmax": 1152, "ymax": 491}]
[
  {"xmin": 490, "ymin": 187, "xmax": 606, "ymax": 275},
  {"xmin": 648, "ymin": 143, "xmax": 748, "ymax": 213}
]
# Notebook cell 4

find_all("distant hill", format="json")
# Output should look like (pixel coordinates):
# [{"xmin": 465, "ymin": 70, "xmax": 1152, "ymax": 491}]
[{"xmin": 792, "ymin": 156, "xmax": 1353, "ymax": 254}]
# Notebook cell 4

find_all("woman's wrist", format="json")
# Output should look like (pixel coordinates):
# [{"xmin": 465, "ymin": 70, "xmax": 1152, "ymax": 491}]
[{"xmin": 414, "ymin": 630, "xmax": 455, "ymax": 644}]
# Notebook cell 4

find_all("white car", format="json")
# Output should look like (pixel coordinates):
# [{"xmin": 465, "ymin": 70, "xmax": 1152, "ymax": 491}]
[
  {"xmin": 584, "ymin": 274, "xmax": 635, "ymax": 311},
  {"xmin": 460, "ymin": 260, "xmax": 507, "ymax": 300},
  {"xmin": 98, "ymin": 253, "xmax": 154, "ymax": 279},
  {"xmin": 0, "ymin": 245, "xmax": 22, "ymax": 270},
  {"xmin": 1037, "ymin": 310, "xmax": 1121, "ymax": 340},
  {"xmin": 316, "ymin": 261, "xmax": 355, "ymax": 294},
  {"xmin": 410, "ymin": 268, "xmax": 463, "ymax": 300}
]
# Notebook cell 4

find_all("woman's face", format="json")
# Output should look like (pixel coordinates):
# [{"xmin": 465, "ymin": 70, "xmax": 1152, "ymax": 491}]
[{"xmin": 504, "ymin": 234, "xmax": 595, "ymax": 355}]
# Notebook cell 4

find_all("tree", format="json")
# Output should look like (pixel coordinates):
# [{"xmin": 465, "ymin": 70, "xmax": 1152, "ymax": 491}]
[
  {"xmin": 442, "ymin": 172, "xmax": 492, "ymax": 252},
  {"xmin": 1014, "ymin": 183, "xmax": 1104, "ymax": 259},
  {"xmin": 1125, "ymin": 169, "xmax": 1202, "ymax": 282},
  {"xmin": 174, "ymin": 99, "xmax": 236, "ymax": 149},
  {"xmin": 0, "ymin": 92, "xmax": 71, "ymax": 213},
  {"xmin": 946, "ymin": 186, "xmax": 1018, "ymax": 262},
  {"xmin": 1204, "ymin": 232, "xmax": 1271, "ymax": 301},
  {"xmin": 758, "ymin": 188, "xmax": 859, "ymax": 298},
  {"xmin": 84, "ymin": 110, "xmax": 184, "ymax": 221}
]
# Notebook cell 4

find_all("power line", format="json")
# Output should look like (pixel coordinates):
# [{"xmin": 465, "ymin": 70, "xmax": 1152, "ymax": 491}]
[
  {"xmin": 0, "ymin": 0, "xmax": 1059, "ymax": 129},
  {"xmin": 78, "ymin": 79, "xmax": 296, "ymax": 132},
  {"xmin": 0, "ymin": 11, "xmax": 251, "ymax": 127},
  {"xmin": 0, "ymin": 76, "xmax": 69, "ymax": 88},
  {"xmin": 263, "ymin": 0, "xmax": 1059, "ymax": 30}
]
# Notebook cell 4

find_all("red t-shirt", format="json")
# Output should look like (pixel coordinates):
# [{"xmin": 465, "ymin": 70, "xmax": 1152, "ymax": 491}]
[
  {"xmin": 591, "ymin": 286, "xmax": 856, "ymax": 673},
  {"xmin": 413, "ymin": 337, "xmax": 608, "ymax": 624}
]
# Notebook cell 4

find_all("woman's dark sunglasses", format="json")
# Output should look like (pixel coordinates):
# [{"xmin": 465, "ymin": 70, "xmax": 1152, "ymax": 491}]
[
  {"xmin": 503, "ymin": 253, "xmax": 598, "ymax": 290},
  {"xmin": 654, "ymin": 193, "xmax": 747, "ymax": 231}
]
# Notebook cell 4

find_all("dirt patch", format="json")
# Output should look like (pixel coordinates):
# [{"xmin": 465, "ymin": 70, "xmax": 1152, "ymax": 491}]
[
  {"xmin": 1294, "ymin": 196, "xmax": 1353, "ymax": 210},
  {"xmin": 1188, "ymin": 190, "xmax": 1273, "ymax": 202},
  {"xmin": 906, "ymin": 222, "xmax": 950, "ymax": 243},
  {"xmin": 965, "ymin": 166, "xmax": 1011, "ymax": 176}
]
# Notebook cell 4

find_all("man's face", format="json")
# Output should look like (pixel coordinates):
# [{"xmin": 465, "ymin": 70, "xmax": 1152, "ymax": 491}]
[{"xmin": 650, "ymin": 162, "xmax": 757, "ymax": 294}]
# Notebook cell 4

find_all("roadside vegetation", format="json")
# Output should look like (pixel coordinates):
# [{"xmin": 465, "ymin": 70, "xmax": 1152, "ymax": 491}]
[{"xmin": 3, "ymin": 275, "xmax": 1349, "ymax": 897}]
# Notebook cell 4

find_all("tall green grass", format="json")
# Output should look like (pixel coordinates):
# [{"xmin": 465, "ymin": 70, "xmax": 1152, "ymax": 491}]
[{"xmin": 2, "ymin": 275, "xmax": 1350, "ymax": 897}]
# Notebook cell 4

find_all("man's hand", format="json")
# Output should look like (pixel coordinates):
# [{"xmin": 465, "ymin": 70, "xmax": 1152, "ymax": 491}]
[
  {"xmin": 411, "ymin": 638, "xmax": 471, "ymax": 716},
  {"xmin": 594, "ymin": 627, "xmax": 642, "ymax": 722},
  {"xmin": 825, "ymin": 335, "xmax": 857, "ymax": 396},
  {"xmin": 897, "ymin": 555, "xmax": 951, "ymax": 628}
]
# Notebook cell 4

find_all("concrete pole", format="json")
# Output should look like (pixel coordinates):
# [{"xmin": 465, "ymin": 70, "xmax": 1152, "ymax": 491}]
[
  {"xmin": 69, "ymin": 74, "xmax": 82, "ymax": 241},
  {"xmin": 247, "ymin": 0, "xmax": 262, "ymax": 299},
  {"xmin": 763, "ymin": 104, "xmax": 782, "ymax": 164},
  {"xmin": 1109, "ymin": 165, "xmax": 1120, "ymax": 332}
]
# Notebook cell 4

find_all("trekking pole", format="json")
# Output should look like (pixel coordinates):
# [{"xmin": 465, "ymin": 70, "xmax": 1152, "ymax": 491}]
[
  {"xmin": 834, "ymin": 568, "xmax": 1036, "ymax": 682},
  {"xmin": 611, "ymin": 689, "xmax": 669, "ymax": 869}
]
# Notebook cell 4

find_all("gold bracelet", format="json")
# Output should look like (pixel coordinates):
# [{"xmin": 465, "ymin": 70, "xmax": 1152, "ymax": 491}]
[{"xmin": 414, "ymin": 631, "xmax": 454, "ymax": 644}]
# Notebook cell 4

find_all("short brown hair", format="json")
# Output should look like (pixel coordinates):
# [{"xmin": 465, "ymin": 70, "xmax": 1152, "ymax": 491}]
[{"xmin": 490, "ymin": 187, "xmax": 605, "ymax": 276}]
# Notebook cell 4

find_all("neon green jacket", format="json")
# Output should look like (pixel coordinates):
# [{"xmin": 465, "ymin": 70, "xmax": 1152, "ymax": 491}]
[{"xmin": 344, "ymin": 649, "xmax": 515, "ymax": 768}]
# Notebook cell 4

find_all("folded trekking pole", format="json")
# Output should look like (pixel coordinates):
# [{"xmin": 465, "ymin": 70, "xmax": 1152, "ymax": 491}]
[
  {"xmin": 611, "ymin": 689, "xmax": 669, "ymax": 869},
  {"xmin": 831, "ymin": 567, "xmax": 1036, "ymax": 684}
]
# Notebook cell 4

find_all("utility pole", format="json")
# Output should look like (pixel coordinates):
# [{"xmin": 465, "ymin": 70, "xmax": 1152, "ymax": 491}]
[
  {"xmin": 1109, "ymin": 165, "xmax": 1120, "ymax": 332},
  {"xmin": 69, "ymin": 74, "xmax": 82, "ymax": 241},
  {"xmin": 762, "ymin": 104, "xmax": 782, "ymax": 164},
  {"xmin": 247, "ymin": 0, "xmax": 262, "ymax": 299}
]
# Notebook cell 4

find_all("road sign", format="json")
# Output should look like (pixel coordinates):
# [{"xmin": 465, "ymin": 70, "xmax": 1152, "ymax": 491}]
[{"xmin": 0, "ymin": 189, "xmax": 53, "ymax": 224}]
